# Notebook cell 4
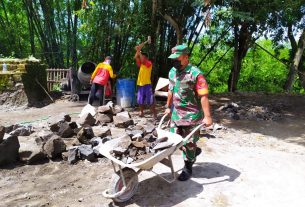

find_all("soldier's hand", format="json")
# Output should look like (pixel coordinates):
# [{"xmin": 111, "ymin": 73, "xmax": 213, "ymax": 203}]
[{"xmin": 202, "ymin": 116, "xmax": 212, "ymax": 127}]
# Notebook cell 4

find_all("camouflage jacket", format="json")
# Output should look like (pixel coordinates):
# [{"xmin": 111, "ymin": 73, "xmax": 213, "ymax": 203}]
[{"xmin": 169, "ymin": 64, "xmax": 203, "ymax": 126}]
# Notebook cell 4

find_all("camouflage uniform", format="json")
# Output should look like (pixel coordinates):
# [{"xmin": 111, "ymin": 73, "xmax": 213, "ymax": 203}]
[{"xmin": 169, "ymin": 64, "xmax": 207, "ymax": 162}]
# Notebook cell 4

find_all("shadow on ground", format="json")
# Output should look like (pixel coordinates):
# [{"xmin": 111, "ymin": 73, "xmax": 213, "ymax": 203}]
[
  {"xmin": 111, "ymin": 162, "xmax": 240, "ymax": 207},
  {"xmin": 192, "ymin": 162, "xmax": 240, "ymax": 183}
]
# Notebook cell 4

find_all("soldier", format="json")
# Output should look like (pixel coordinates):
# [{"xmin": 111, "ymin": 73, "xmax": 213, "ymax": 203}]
[{"xmin": 164, "ymin": 44, "xmax": 213, "ymax": 181}]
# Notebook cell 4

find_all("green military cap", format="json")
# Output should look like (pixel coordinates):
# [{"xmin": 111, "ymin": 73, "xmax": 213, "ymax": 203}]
[{"xmin": 168, "ymin": 44, "xmax": 190, "ymax": 59}]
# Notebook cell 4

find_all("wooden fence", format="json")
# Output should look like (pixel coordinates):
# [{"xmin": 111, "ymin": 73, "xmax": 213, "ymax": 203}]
[{"xmin": 46, "ymin": 68, "xmax": 71, "ymax": 91}]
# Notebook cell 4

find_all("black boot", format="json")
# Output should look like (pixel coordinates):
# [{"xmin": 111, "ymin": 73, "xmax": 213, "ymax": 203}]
[
  {"xmin": 178, "ymin": 161, "xmax": 194, "ymax": 181},
  {"xmin": 195, "ymin": 147, "xmax": 202, "ymax": 157}
]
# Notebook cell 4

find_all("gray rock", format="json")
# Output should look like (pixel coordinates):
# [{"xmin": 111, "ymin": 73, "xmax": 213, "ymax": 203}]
[
  {"xmin": 10, "ymin": 125, "xmax": 32, "ymax": 136},
  {"xmin": 63, "ymin": 138, "xmax": 80, "ymax": 149},
  {"xmin": 69, "ymin": 122, "xmax": 78, "ymax": 129},
  {"xmin": 57, "ymin": 122, "xmax": 74, "ymax": 138},
  {"xmin": 97, "ymin": 105, "xmax": 112, "ymax": 114},
  {"xmin": 113, "ymin": 116, "xmax": 134, "ymax": 128},
  {"xmin": 78, "ymin": 112, "xmax": 96, "ymax": 126},
  {"xmin": 117, "ymin": 135, "xmax": 132, "ymax": 149},
  {"xmin": 34, "ymin": 130, "xmax": 54, "ymax": 144},
  {"xmin": 48, "ymin": 114, "xmax": 67, "ymax": 132},
  {"xmin": 112, "ymin": 147, "xmax": 127, "ymax": 155},
  {"xmin": 67, "ymin": 147, "xmax": 79, "ymax": 164},
  {"xmin": 95, "ymin": 113, "xmax": 113, "ymax": 124},
  {"xmin": 0, "ymin": 135, "xmax": 20, "ymax": 166},
  {"xmin": 112, "ymin": 105, "xmax": 123, "ymax": 114},
  {"xmin": 19, "ymin": 136, "xmax": 46, "ymax": 164},
  {"xmin": 4, "ymin": 125, "xmax": 14, "ymax": 134},
  {"xmin": 77, "ymin": 127, "xmax": 95, "ymax": 144},
  {"xmin": 117, "ymin": 111, "xmax": 131, "ymax": 119},
  {"xmin": 144, "ymin": 124, "xmax": 155, "ymax": 134},
  {"xmin": 90, "ymin": 136, "xmax": 111, "ymax": 146},
  {"xmin": 78, "ymin": 144, "xmax": 96, "ymax": 162},
  {"xmin": 110, "ymin": 127, "xmax": 128, "ymax": 138},
  {"xmin": 92, "ymin": 126, "xmax": 111, "ymax": 138},
  {"xmin": 61, "ymin": 112, "xmax": 72, "ymax": 122},
  {"xmin": 43, "ymin": 135, "xmax": 66, "ymax": 159},
  {"xmin": 129, "ymin": 147, "xmax": 138, "ymax": 157},
  {"xmin": 89, "ymin": 137, "xmax": 104, "ymax": 147},
  {"xmin": 144, "ymin": 134, "xmax": 155, "ymax": 142},
  {"xmin": 0, "ymin": 125, "xmax": 5, "ymax": 143},
  {"xmin": 132, "ymin": 140, "xmax": 148, "ymax": 148},
  {"xmin": 133, "ymin": 125, "xmax": 144, "ymax": 131}
]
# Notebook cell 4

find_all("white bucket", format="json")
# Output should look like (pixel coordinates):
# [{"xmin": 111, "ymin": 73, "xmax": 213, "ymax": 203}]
[{"xmin": 118, "ymin": 97, "xmax": 132, "ymax": 108}]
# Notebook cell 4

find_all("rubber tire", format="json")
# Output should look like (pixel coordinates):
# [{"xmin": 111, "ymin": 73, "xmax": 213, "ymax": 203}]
[{"xmin": 109, "ymin": 168, "xmax": 139, "ymax": 203}]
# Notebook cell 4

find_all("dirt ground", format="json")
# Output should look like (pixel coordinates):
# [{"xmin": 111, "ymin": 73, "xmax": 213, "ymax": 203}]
[{"xmin": 0, "ymin": 93, "xmax": 305, "ymax": 207}]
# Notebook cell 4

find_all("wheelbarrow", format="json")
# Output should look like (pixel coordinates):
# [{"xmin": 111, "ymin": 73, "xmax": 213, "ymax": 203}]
[{"xmin": 98, "ymin": 114, "xmax": 204, "ymax": 203}]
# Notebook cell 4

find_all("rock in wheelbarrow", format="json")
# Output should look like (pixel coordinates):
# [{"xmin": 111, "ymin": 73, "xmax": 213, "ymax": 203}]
[
  {"xmin": 152, "ymin": 141, "xmax": 173, "ymax": 150},
  {"xmin": 111, "ymin": 147, "xmax": 128, "ymax": 156}
]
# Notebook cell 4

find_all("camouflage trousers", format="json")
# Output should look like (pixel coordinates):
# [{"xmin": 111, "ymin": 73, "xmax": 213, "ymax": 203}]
[{"xmin": 170, "ymin": 122, "xmax": 200, "ymax": 162}]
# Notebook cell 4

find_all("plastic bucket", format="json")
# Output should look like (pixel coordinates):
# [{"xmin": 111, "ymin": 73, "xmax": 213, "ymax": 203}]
[
  {"xmin": 77, "ymin": 62, "xmax": 96, "ymax": 86},
  {"xmin": 116, "ymin": 78, "xmax": 136, "ymax": 108}
]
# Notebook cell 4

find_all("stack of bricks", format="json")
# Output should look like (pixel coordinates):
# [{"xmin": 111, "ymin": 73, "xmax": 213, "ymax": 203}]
[
  {"xmin": 0, "ymin": 58, "xmax": 33, "ymax": 91},
  {"xmin": 0, "ymin": 58, "xmax": 47, "ymax": 105}
]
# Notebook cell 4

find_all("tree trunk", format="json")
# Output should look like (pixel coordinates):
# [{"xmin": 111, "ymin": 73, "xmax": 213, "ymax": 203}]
[
  {"xmin": 66, "ymin": 0, "xmax": 71, "ymax": 67},
  {"xmin": 284, "ymin": 24, "xmax": 298, "ymax": 91},
  {"xmin": 285, "ymin": 29, "xmax": 305, "ymax": 91},
  {"xmin": 228, "ymin": 22, "xmax": 254, "ymax": 92},
  {"xmin": 151, "ymin": 0, "xmax": 159, "ymax": 87},
  {"xmin": 162, "ymin": 14, "xmax": 182, "ymax": 45},
  {"xmin": 298, "ymin": 54, "xmax": 305, "ymax": 89},
  {"xmin": 71, "ymin": 0, "xmax": 81, "ymax": 71}
]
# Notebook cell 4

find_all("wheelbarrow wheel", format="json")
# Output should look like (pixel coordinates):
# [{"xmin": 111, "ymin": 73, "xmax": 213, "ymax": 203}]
[{"xmin": 110, "ymin": 168, "xmax": 139, "ymax": 203}]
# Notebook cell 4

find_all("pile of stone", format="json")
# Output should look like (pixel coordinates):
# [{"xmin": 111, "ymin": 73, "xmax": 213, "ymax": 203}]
[
  {"xmin": 110, "ymin": 134, "xmax": 173, "ymax": 164},
  {"xmin": 0, "ymin": 102, "xmax": 158, "ymax": 167},
  {"xmin": 216, "ymin": 102, "xmax": 283, "ymax": 121}
]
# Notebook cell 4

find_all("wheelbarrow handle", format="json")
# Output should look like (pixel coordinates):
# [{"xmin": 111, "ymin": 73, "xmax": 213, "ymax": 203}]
[
  {"xmin": 182, "ymin": 123, "xmax": 204, "ymax": 143},
  {"xmin": 157, "ymin": 113, "xmax": 168, "ymax": 129},
  {"xmin": 158, "ymin": 114, "xmax": 204, "ymax": 143}
]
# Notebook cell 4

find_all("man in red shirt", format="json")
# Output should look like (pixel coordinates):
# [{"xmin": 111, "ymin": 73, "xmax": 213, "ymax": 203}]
[{"xmin": 89, "ymin": 56, "xmax": 116, "ymax": 106}]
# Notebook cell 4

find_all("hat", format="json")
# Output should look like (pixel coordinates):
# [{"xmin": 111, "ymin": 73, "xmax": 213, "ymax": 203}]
[{"xmin": 168, "ymin": 45, "xmax": 190, "ymax": 59}]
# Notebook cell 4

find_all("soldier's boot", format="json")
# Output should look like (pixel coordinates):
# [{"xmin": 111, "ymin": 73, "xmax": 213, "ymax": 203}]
[
  {"xmin": 178, "ymin": 160, "xmax": 194, "ymax": 181},
  {"xmin": 195, "ymin": 147, "xmax": 202, "ymax": 157}
]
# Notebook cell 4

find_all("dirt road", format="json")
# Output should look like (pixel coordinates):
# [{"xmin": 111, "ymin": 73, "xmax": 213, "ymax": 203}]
[{"xmin": 0, "ymin": 93, "xmax": 305, "ymax": 207}]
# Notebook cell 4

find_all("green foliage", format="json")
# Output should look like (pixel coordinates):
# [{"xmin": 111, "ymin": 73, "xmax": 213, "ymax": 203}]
[
  {"xmin": 238, "ymin": 40, "xmax": 289, "ymax": 92},
  {"xmin": 191, "ymin": 38, "xmax": 302, "ymax": 94},
  {"xmin": 52, "ymin": 83, "xmax": 62, "ymax": 92},
  {"xmin": 0, "ymin": 76, "xmax": 9, "ymax": 91},
  {"xmin": 0, "ymin": 0, "xmax": 304, "ymax": 94}
]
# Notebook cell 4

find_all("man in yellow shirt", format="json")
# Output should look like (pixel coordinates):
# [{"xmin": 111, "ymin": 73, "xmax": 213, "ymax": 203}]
[
  {"xmin": 89, "ymin": 56, "xmax": 116, "ymax": 106},
  {"xmin": 134, "ymin": 47, "xmax": 157, "ymax": 119}
]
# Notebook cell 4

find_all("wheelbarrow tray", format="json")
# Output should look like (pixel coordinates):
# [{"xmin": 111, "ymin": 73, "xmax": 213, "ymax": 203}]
[{"xmin": 97, "ymin": 128, "xmax": 183, "ymax": 170}]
